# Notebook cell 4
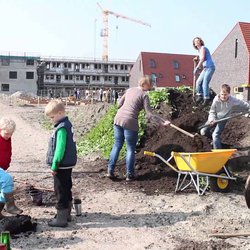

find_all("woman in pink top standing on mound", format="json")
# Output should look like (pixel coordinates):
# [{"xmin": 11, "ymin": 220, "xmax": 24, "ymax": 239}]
[{"xmin": 107, "ymin": 75, "xmax": 170, "ymax": 181}]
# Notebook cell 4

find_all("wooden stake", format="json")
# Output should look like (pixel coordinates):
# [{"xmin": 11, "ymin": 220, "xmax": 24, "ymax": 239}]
[{"xmin": 209, "ymin": 232, "xmax": 250, "ymax": 238}]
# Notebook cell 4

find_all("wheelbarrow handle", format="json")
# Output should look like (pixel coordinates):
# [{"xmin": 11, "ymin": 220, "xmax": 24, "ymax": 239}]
[{"xmin": 144, "ymin": 151, "xmax": 155, "ymax": 157}]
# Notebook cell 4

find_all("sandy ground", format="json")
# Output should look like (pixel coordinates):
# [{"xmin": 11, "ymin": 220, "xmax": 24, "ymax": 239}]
[{"xmin": 0, "ymin": 100, "xmax": 250, "ymax": 250}]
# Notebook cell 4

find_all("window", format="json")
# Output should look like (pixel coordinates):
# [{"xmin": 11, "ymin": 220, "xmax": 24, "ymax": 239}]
[
  {"xmin": 114, "ymin": 77, "xmax": 118, "ymax": 85},
  {"xmin": 103, "ymin": 64, "xmax": 108, "ymax": 73},
  {"xmin": 173, "ymin": 60, "xmax": 179, "ymax": 69},
  {"xmin": 9, "ymin": 71, "xmax": 17, "ymax": 79},
  {"xmin": 26, "ymin": 59, "xmax": 34, "ymax": 66},
  {"xmin": 151, "ymin": 73, "xmax": 157, "ymax": 86},
  {"xmin": 26, "ymin": 72, "xmax": 34, "ymax": 79},
  {"xmin": 121, "ymin": 76, "xmax": 129, "ymax": 82},
  {"xmin": 175, "ymin": 74, "xmax": 180, "ymax": 82},
  {"xmin": 56, "ymin": 75, "xmax": 61, "ymax": 83},
  {"xmin": 149, "ymin": 59, "xmax": 156, "ymax": 68},
  {"xmin": 1, "ymin": 59, "xmax": 10, "ymax": 66},
  {"xmin": 1, "ymin": 84, "xmax": 9, "ymax": 91},
  {"xmin": 235, "ymin": 39, "xmax": 238, "ymax": 58},
  {"xmin": 86, "ymin": 76, "xmax": 90, "ymax": 83}
]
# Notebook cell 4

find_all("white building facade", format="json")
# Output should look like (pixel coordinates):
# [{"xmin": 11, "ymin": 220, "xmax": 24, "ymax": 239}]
[
  {"xmin": 0, "ymin": 54, "xmax": 39, "ymax": 94},
  {"xmin": 38, "ymin": 57, "xmax": 133, "ymax": 97}
]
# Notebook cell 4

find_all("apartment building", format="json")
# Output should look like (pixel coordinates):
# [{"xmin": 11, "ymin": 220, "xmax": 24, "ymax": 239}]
[
  {"xmin": 0, "ymin": 54, "xmax": 39, "ymax": 94},
  {"xmin": 38, "ymin": 57, "xmax": 134, "ymax": 97},
  {"xmin": 0, "ymin": 53, "xmax": 134, "ymax": 97}
]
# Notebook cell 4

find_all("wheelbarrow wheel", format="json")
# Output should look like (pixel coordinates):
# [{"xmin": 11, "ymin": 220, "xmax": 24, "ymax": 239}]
[{"xmin": 210, "ymin": 169, "xmax": 231, "ymax": 193}]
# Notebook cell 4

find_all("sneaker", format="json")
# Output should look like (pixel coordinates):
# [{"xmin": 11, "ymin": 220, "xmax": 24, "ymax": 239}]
[
  {"xmin": 126, "ymin": 174, "xmax": 136, "ymax": 181},
  {"xmin": 196, "ymin": 96, "xmax": 203, "ymax": 103},
  {"xmin": 106, "ymin": 171, "xmax": 116, "ymax": 179},
  {"xmin": 202, "ymin": 99, "xmax": 210, "ymax": 106}
]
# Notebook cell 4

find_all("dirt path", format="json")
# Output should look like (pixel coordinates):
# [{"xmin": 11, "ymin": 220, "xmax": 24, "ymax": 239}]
[{"xmin": 0, "ymin": 101, "xmax": 250, "ymax": 250}]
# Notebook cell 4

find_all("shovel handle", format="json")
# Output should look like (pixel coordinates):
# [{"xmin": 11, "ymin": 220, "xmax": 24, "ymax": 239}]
[
  {"xmin": 170, "ymin": 123, "xmax": 195, "ymax": 138},
  {"xmin": 198, "ymin": 111, "xmax": 250, "ymax": 130}
]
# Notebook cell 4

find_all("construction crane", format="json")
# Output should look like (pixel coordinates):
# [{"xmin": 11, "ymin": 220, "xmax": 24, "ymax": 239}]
[{"xmin": 97, "ymin": 2, "xmax": 151, "ymax": 61}]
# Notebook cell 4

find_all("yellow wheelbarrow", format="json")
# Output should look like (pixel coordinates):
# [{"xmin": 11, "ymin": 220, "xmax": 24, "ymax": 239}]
[{"xmin": 144, "ymin": 149, "xmax": 237, "ymax": 195}]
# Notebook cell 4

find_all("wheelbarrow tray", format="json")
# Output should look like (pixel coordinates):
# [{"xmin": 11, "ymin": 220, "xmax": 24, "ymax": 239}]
[{"xmin": 172, "ymin": 149, "xmax": 236, "ymax": 174}]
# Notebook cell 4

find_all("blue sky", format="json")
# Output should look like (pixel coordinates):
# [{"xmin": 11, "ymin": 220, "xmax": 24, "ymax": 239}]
[{"xmin": 1, "ymin": 0, "xmax": 250, "ymax": 60}]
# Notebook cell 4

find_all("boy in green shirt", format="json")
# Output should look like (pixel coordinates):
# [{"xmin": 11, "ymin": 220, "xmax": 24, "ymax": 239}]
[{"xmin": 45, "ymin": 100, "xmax": 77, "ymax": 227}]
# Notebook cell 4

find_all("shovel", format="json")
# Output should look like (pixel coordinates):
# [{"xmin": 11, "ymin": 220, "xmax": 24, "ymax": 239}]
[
  {"xmin": 192, "ymin": 59, "xmax": 198, "ymax": 103},
  {"xmin": 198, "ymin": 111, "xmax": 250, "ymax": 130},
  {"xmin": 170, "ymin": 123, "xmax": 198, "ymax": 138}
]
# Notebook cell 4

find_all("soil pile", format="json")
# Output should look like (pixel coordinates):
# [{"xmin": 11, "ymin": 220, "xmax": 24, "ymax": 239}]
[{"xmin": 88, "ymin": 88, "xmax": 250, "ymax": 195}]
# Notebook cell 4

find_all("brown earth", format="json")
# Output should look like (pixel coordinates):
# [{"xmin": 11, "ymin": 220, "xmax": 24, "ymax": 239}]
[{"xmin": 0, "ymin": 89, "xmax": 250, "ymax": 250}]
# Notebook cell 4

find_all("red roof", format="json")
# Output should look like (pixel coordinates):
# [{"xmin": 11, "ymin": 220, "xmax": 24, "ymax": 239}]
[
  {"xmin": 239, "ymin": 22, "xmax": 250, "ymax": 53},
  {"xmin": 140, "ymin": 52, "xmax": 196, "ymax": 87}
]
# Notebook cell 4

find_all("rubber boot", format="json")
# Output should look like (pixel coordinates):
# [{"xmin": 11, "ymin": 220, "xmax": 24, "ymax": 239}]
[
  {"xmin": 48, "ymin": 209, "xmax": 68, "ymax": 227},
  {"xmin": 0, "ymin": 203, "xmax": 5, "ymax": 219},
  {"xmin": 54, "ymin": 202, "xmax": 72, "ymax": 222},
  {"xmin": 3, "ymin": 192, "xmax": 23, "ymax": 215},
  {"xmin": 244, "ymin": 175, "xmax": 250, "ymax": 208},
  {"xmin": 68, "ymin": 201, "xmax": 72, "ymax": 222}
]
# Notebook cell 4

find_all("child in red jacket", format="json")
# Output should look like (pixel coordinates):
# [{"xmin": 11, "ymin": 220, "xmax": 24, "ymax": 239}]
[{"xmin": 0, "ymin": 117, "xmax": 23, "ymax": 218}]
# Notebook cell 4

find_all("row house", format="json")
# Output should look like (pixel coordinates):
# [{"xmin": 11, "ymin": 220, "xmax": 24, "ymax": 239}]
[
  {"xmin": 129, "ymin": 52, "xmax": 196, "ymax": 88},
  {"xmin": 210, "ymin": 22, "xmax": 250, "ymax": 101}
]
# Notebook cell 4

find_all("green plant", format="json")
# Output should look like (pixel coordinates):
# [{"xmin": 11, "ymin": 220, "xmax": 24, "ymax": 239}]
[
  {"xmin": 148, "ymin": 89, "xmax": 169, "ymax": 109},
  {"xmin": 176, "ymin": 85, "xmax": 192, "ymax": 93},
  {"xmin": 77, "ymin": 105, "xmax": 118, "ymax": 159}
]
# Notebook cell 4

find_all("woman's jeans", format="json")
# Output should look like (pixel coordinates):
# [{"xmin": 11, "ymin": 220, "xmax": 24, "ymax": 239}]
[
  {"xmin": 108, "ymin": 125, "xmax": 138, "ymax": 176},
  {"xmin": 0, "ymin": 168, "xmax": 14, "ymax": 203},
  {"xmin": 196, "ymin": 66, "xmax": 215, "ymax": 99},
  {"xmin": 200, "ymin": 120, "xmax": 227, "ymax": 149}
]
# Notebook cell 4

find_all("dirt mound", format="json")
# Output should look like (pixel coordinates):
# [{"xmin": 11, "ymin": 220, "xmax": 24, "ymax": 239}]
[{"xmin": 86, "ymin": 89, "xmax": 250, "ymax": 195}]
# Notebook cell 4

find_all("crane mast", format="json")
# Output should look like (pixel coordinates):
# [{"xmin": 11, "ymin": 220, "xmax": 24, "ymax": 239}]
[{"xmin": 97, "ymin": 2, "xmax": 151, "ymax": 61}]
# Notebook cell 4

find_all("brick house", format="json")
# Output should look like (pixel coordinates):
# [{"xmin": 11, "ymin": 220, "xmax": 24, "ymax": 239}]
[
  {"xmin": 210, "ymin": 22, "xmax": 250, "ymax": 100},
  {"xmin": 129, "ymin": 52, "xmax": 196, "ymax": 88}
]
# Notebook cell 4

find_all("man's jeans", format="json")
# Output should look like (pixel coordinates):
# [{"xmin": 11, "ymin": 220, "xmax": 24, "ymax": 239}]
[
  {"xmin": 200, "ymin": 120, "xmax": 227, "ymax": 149},
  {"xmin": 196, "ymin": 66, "xmax": 215, "ymax": 99},
  {"xmin": 108, "ymin": 125, "xmax": 138, "ymax": 176}
]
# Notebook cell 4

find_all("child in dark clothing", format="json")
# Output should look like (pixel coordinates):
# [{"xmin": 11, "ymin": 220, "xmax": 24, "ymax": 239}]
[
  {"xmin": 0, "ymin": 117, "xmax": 23, "ymax": 217},
  {"xmin": 45, "ymin": 100, "xmax": 77, "ymax": 227}
]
